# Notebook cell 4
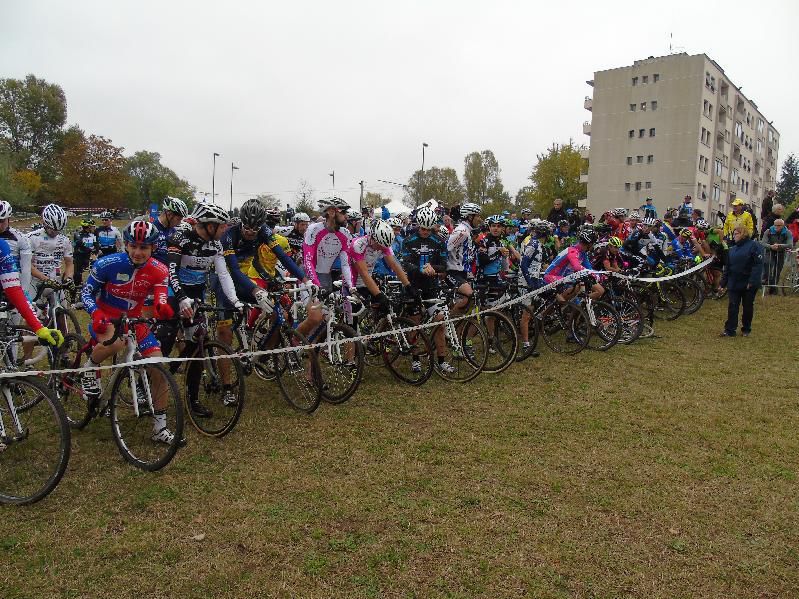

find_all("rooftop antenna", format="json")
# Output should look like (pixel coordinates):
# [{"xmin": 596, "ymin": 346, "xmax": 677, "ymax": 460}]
[{"xmin": 669, "ymin": 32, "xmax": 672, "ymax": 54}]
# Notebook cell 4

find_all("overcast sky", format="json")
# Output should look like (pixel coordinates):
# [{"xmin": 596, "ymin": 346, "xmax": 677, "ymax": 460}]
[{"xmin": 2, "ymin": 0, "xmax": 797, "ymax": 209}]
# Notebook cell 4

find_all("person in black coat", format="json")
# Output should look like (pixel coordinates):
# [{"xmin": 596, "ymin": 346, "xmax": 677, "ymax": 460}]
[
  {"xmin": 546, "ymin": 198, "xmax": 568, "ymax": 224},
  {"xmin": 719, "ymin": 224, "xmax": 764, "ymax": 337}
]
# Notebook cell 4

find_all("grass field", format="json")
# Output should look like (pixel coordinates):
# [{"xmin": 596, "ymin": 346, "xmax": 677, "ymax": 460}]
[{"xmin": 2, "ymin": 296, "xmax": 798, "ymax": 598}]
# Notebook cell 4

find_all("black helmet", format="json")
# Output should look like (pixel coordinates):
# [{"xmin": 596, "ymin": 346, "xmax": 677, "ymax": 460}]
[
  {"xmin": 578, "ymin": 229, "xmax": 597, "ymax": 245},
  {"xmin": 240, "ymin": 199, "xmax": 267, "ymax": 229}
]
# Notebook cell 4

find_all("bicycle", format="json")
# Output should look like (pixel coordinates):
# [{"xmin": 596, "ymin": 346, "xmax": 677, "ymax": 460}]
[
  {"xmin": 470, "ymin": 279, "xmax": 519, "ymax": 373},
  {"xmin": 51, "ymin": 314, "xmax": 182, "ymax": 472},
  {"xmin": 32, "ymin": 279, "xmax": 82, "ymax": 336},
  {"xmin": 0, "ymin": 306, "xmax": 71, "ymax": 505}
]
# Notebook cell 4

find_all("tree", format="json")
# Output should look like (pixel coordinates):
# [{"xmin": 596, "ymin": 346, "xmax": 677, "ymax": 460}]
[
  {"xmin": 463, "ymin": 150, "xmax": 505, "ymax": 205},
  {"xmin": 255, "ymin": 194, "xmax": 279, "ymax": 209},
  {"xmin": 11, "ymin": 169, "xmax": 41, "ymax": 197},
  {"xmin": 362, "ymin": 191, "xmax": 390, "ymax": 209},
  {"xmin": 0, "ymin": 75, "xmax": 67, "ymax": 172},
  {"xmin": 126, "ymin": 150, "xmax": 195, "ymax": 210},
  {"xmin": 526, "ymin": 141, "xmax": 586, "ymax": 214},
  {"xmin": 775, "ymin": 153, "xmax": 799, "ymax": 210},
  {"xmin": 0, "ymin": 152, "xmax": 28, "ymax": 205},
  {"xmin": 56, "ymin": 131, "xmax": 130, "ymax": 208},
  {"xmin": 294, "ymin": 179, "xmax": 315, "ymax": 214},
  {"xmin": 406, "ymin": 166, "xmax": 464, "ymax": 208}
]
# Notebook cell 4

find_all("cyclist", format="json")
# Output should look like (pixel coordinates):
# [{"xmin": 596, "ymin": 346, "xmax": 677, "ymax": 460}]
[
  {"xmin": 544, "ymin": 228, "xmax": 604, "ymax": 303},
  {"xmin": 0, "ymin": 200, "xmax": 33, "ymax": 294},
  {"xmin": 152, "ymin": 196, "xmax": 189, "ymax": 265},
  {"xmin": 80, "ymin": 221, "xmax": 177, "ymax": 444},
  {"xmin": 517, "ymin": 219, "xmax": 549, "ymax": 355},
  {"xmin": 159, "ymin": 202, "xmax": 243, "ymax": 416},
  {"xmin": 96, "ymin": 211, "xmax": 123, "ymax": 257},
  {"xmin": 302, "ymin": 197, "xmax": 353, "ymax": 292},
  {"xmin": 28, "ymin": 203, "xmax": 74, "ymax": 306},
  {"xmin": 72, "ymin": 218, "xmax": 100, "ymax": 286},
  {"xmin": 554, "ymin": 219, "xmax": 572, "ymax": 250},
  {"xmin": 285, "ymin": 212, "xmax": 311, "ymax": 263},
  {"xmin": 446, "ymin": 202, "xmax": 482, "ymax": 315},
  {"xmin": 476, "ymin": 215, "xmax": 511, "ymax": 307},
  {"xmin": 345, "ymin": 210, "xmax": 365, "ymax": 237},
  {"xmin": 592, "ymin": 236, "xmax": 625, "ymax": 272}
]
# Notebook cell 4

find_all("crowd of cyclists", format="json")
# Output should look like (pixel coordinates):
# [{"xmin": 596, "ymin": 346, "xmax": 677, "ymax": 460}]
[{"xmin": 0, "ymin": 193, "xmax": 731, "ymax": 503}]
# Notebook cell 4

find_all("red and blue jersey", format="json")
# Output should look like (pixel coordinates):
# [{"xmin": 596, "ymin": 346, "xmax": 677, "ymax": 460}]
[{"xmin": 81, "ymin": 252, "xmax": 169, "ymax": 317}]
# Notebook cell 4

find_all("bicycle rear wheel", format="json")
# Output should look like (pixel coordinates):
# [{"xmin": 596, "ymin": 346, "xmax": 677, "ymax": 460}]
[
  {"xmin": 185, "ymin": 341, "xmax": 245, "ymax": 437},
  {"xmin": 110, "ymin": 363, "xmax": 183, "ymax": 471},
  {"xmin": 678, "ymin": 277, "xmax": 704, "ymax": 315},
  {"xmin": 0, "ymin": 377, "xmax": 71, "ymax": 505},
  {"xmin": 581, "ymin": 300, "xmax": 622, "ymax": 351},
  {"xmin": 55, "ymin": 306, "xmax": 82, "ymax": 337},
  {"xmin": 479, "ymin": 310, "xmax": 518, "ymax": 373},
  {"xmin": 652, "ymin": 282, "xmax": 685, "ymax": 321},
  {"xmin": 316, "ymin": 323, "xmax": 364, "ymax": 404},
  {"xmin": 50, "ymin": 333, "xmax": 95, "ymax": 429},
  {"xmin": 433, "ymin": 316, "xmax": 488, "ymax": 383},
  {"xmin": 273, "ymin": 327, "xmax": 322, "ymax": 413},
  {"xmin": 613, "ymin": 298, "xmax": 645, "ymax": 344},
  {"xmin": 540, "ymin": 303, "xmax": 589, "ymax": 355},
  {"xmin": 377, "ymin": 316, "xmax": 434, "ymax": 386}
]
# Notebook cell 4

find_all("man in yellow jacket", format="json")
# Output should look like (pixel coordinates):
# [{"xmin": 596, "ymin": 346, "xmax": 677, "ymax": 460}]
[{"xmin": 723, "ymin": 198, "xmax": 753, "ymax": 242}]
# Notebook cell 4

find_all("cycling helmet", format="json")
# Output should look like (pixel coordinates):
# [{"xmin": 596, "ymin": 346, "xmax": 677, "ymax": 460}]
[
  {"xmin": 80, "ymin": 219, "xmax": 95, "ymax": 227},
  {"xmin": 594, "ymin": 222, "xmax": 612, "ymax": 235},
  {"xmin": 520, "ymin": 208, "xmax": 532, "ymax": 216},
  {"xmin": 578, "ymin": 229, "xmax": 598, "ymax": 245},
  {"xmin": 640, "ymin": 217, "xmax": 657, "ymax": 227},
  {"xmin": 386, "ymin": 216, "xmax": 403, "ymax": 228},
  {"xmin": 331, "ymin": 196, "xmax": 350, "ymax": 211},
  {"xmin": 535, "ymin": 220, "xmax": 551, "ymax": 234},
  {"xmin": 486, "ymin": 215, "xmax": 502, "ymax": 225},
  {"xmin": 263, "ymin": 207, "xmax": 281, "ymax": 225},
  {"xmin": 628, "ymin": 210, "xmax": 641, "ymax": 220},
  {"xmin": 503, "ymin": 218, "xmax": 514, "ymax": 227},
  {"xmin": 123, "ymin": 220, "xmax": 159, "ymax": 245},
  {"xmin": 99, "ymin": 210, "xmax": 113, "ymax": 219},
  {"xmin": 370, "ymin": 220, "xmax": 395, "ymax": 248},
  {"xmin": 0, "ymin": 201, "xmax": 13, "ymax": 219},
  {"xmin": 162, "ymin": 196, "xmax": 189, "ymax": 217},
  {"xmin": 42, "ymin": 204, "xmax": 67, "ymax": 231},
  {"xmin": 695, "ymin": 219, "xmax": 710, "ymax": 230},
  {"xmin": 192, "ymin": 202, "xmax": 230, "ymax": 224},
  {"xmin": 416, "ymin": 206, "xmax": 437, "ymax": 229},
  {"xmin": 459, "ymin": 202, "xmax": 481, "ymax": 218},
  {"xmin": 679, "ymin": 227, "xmax": 693, "ymax": 238},
  {"xmin": 608, "ymin": 236, "xmax": 623, "ymax": 248},
  {"xmin": 240, "ymin": 198, "xmax": 268, "ymax": 229},
  {"xmin": 347, "ymin": 210, "xmax": 363, "ymax": 223},
  {"xmin": 558, "ymin": 219, "xmax": 569, "ymax": 227},
  {"xmin": 613, "ymin": 208, "xmax": 627, "ymax": 217},
  {"xmin": 293, "ymin": 212, "xmax": 311, "ymax": 223}
]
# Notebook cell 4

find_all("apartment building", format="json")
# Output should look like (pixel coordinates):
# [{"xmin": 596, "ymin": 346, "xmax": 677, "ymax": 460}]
[{"xmin": 582, "ymin": 53, "xmax": 780, "ymax": 220}]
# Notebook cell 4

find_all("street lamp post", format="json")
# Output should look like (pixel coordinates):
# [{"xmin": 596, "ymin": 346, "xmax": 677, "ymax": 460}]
[
  {"xmin": 418, "ymin": 142, "xmax": 428, "ymax": 207},
  {"xmin": 230, "ymin": 163, "xmax": 239, "ymax": 212},
  {"xmin": 212, "ymin": 153, "xmax": 220, "ymax": 204}
]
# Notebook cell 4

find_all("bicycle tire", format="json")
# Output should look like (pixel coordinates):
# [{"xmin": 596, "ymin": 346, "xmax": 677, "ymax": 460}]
[
  {"xmin": 0, "ymin": 377, "xmax": 71, "ymax": 505},
  {"xmin": 55, "ymin": 306, "xmax": 82, "ymax": 337},
  {"xmin": 512, "ymin": 303, "xmax": 540, "ymax": 362},
  {"xmin": 50, "ymin": 333, "xmax": 95, "ymax": 429},
  {"xmin": 479, "ymin": 310, "xmax": 518, "ymax": 374},
  {"xmin": 581, "ymin": 300, "xmax": 622, "ymax": 351},
  {"xmin": 613, "ymin": 298, "xmax": 645, "ymax": 344},
  {"xmin": 316, "ymin": 323, "xmax": 364, "ymax": 404},
  {"xmin": 540, "ymin": 302, "xmax": 589, "ymax": 355},
  {"xmin": 273, "ymin": 327, "xmax": 322, "ymax": 413},
  {"xmin": 653, "ymin": 282, "xmax": 686, "ymax": 321},
  {"xmin": 432, "ymin": 316, "xmax": 488, "ymax": 383},
  {"xmin": 678, "ymin": 277, "xmax": 704, "ymax": 315},
  {"xmin": 184, "ymin": 341, "xmax": 245, "ymax": 438},
  {"xmin": 109, "ymin": 362, "xmax": 183, "ymax": 471},
  {"xmin": 376, "ymin": 316, "xmax": 434, "ymax": 386}
]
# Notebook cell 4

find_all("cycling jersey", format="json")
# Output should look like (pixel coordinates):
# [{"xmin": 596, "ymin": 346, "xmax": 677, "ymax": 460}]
[
  {"xmin": 73, "ymin": 230, "xmax": 99, "ymax": 256},
  {"xmin": 151, "ymin": 217, "xmax": 176, "ymax": 266},
  {"xmin": 446, "ymin": 221, "xmax": 473, "ymax": 272},
  {"xmin": 82, "ymin": 253, "xmax": 169, "ymax": 317},
  {"xmin": 166, "ymin": 228, "xmax": 238, "ymax": 304},
  {"xmin": 519, "ymin": 235, "xmax": 544, "ymax": 288},
  {"xmin": 302, "ymin": 222, "xmax": 353, "ymax": 288},
  {"xmin": 28, "ymin": 229, "xmax": 73, "ymax": 280},
  {"xmin": 347, "ymin": 235, "xmax": 392, "ymax": 287},
  {"xmin": 543, "ymin": 244, "xmax": 591, "ymax": 282},
  {"xmin": 476, "ymin": 234, "xmax": 505, "ymax": 277},
  {"xmin": 285, "ymin": 228, "xmax": 305, "ymax": 261},
  {"xmin": 0, "ymin": 227, "xmax": 32, "ymax": 292},
  {"xmin": 591, "ymin": 247, "xmax": 624, "ymax": 271},
  {"xmin": 247, "ymin": 233, "xmax": 305, "ymax": 282},
  {"xmin": 96, "ymin": 225, "xmax": 122, "ymax": 256},
  {"xmin": 400, "ymin": 229, "xmax": 446, "ymax": 290},
  {"xmin": 0, "ymin": 238, "xmax": 44, "ymax": 332}
]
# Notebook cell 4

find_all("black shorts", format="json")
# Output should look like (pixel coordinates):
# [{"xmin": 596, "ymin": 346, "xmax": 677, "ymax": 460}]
[{"xmin": 445, "ymin": 270, "xmax": 469, "ymax": 289}]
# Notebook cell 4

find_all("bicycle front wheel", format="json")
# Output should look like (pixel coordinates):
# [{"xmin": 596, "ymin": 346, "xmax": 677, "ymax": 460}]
[
  {"xmin": 273, "ymin": 327, "xmax": 322, "ymax": 413},
  {"xmin": 540, "ymin": 303, "xmax": 589, "ymax": 355},
  {"xmin": 479, "ymin": 310, "xmax": 518, "ymax": 374},
  {"xmin": 0, "ymin": 377, "xmax": 71, "ymax": 505},
  {"xmin": 316, "ymin": 323, "xmax": 364, "ymax": 404},
  {"xmin": 110, "ymin": 363, "xmax": 183, "ymax": 471},
  {"xmin": 377, "ymin": 316, "xmax": 434, "ymax": 386},
  {"xmin": 581, "ymin": 300, "xmax": 622, "ymax": 351},
  {"xmin": 432, "ymin": 317, "xmax": 488, "ymax": 383},
  {"xmin": 50, "ymin": 333, "xmax": 94, "ymax": 429},
  {"xmin": 185, "ymin": 341, "xmax": 245, "ymax": 438},
  {"xmin": 55, "ymin": 306, "xmax": 82, "ymax": 337}
]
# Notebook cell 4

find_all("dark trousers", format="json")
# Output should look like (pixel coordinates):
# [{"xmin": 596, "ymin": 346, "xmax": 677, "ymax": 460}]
[
  {"xmin": 763, "ymin": 252, "xmax": 786, "ymax": 293},
  {"xmin": 74, "ymin": 255, "xmax": 91, "ymax": 286},
  {"xmin": 725, "ymin": 287, "xmax": 757, "ymax": 334}
]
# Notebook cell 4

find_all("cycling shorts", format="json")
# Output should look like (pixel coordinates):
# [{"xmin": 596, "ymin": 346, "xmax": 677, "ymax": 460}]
[
  {"xmin": 88, "ymin": 322, "xmax": 160, "ymax": 357},
  {"xmin": 445, "ymin": 269, "xmax": 470, "ymax": 289}
]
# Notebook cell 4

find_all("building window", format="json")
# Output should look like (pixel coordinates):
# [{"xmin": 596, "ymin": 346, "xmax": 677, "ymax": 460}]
[
  {"xmin": 625, "ymin": 183, "xmax": 631, "ymax": 191},
  {"xmin": 642, "ymin": 75, "xmax": 648, "ymax": 84},
  {"xmin": 641, "ymin": 102, "xmax": 647, "ymax": 111},
  {"xmin": 635, "ymin": 182, "xmax": 642, "ymax": 190},
  {"xmin": 651, "ymin": 100, "xmax": 658, "ymax": 110},
  {"xmin": 708, "ymin": 103, "xmax": 713, "ymax": 121},
  {"xmin": 626, "ymin": 156, "xmax": 633, "ymax": 165},
  {"xmin": 636, "ymin": 155, "xmax": 643, "ymax": 164},
  {"xmin": 715, "ymin": 158, "xmax": 723, "ymax": 176},
  {"xmin": 639, "ymin": 129, "xmax": 645, "ymax": 138},
  {"xmin": 630, "ymin": 103, "xmax": 636, "ymax": 112},
  {"xmin": 649, "ymin": 128, "xmax": 656, "ymax": 137},
  {"xmin": 632, "ymin": 76, "xmax": 638, "ymax": 86},
  {"xmin": 713, "ymin": 185, "xmax": 720, "ymax": 202},
  {"xmin": 645, "ymin": 181, "xmax": 652, "ymax": 189},
  {"xmin": 653, "ymin": 73, "xmax": 660, "ymax": 82},
  {"xmin": 647, "ymin": 154, "xmax": 654, "ymax": 164},
  {"xmin": 704, "ymin": 100, "xmax": 709, "ymax": 115}
]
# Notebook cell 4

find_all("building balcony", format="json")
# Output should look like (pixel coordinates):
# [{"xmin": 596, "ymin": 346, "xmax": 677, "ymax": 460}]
[
  {"xmin": 582, "ymin": 121, "xmax": 591, "ymax": 136},
  {"xmin": 579, "ymin": 147, "xmax": 590, "ymax": 160},
  {"xmin": 584, "ymin": 96, "xmax": 592, "ymax": 111},
  {"xmin": 579, "ymin": 173, "xmax": 589, "ymax": 184}
]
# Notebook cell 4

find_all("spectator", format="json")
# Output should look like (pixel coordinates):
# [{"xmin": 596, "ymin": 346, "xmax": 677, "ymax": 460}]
[
  {"xmin": 785, "ymin": 207, "xmax": 799, "ymax": 243},
  {"xmin": 761, "ymin": 190, "xmax": 775, "ymax": 221},
  {"xmin": 719, "ymin": 224, "xmax": 763, "ymax": 337},
  {"xmin": 639, "ymin": 197, "xmax": 658, "ymax": 219},
  {"xmin": 761, "ymin": 203, "xmax": 784, "ymax": 234},
  {"xmin": 760, "ymin": 218, "xmax": 793, "ymax": 294},
  {"xmin": 722, "ymin": 199, "xmax": 754, "ymax": 243},
  {"xmin": 546, "ymin": 198, "xmax": 568, "ymax": 224}
]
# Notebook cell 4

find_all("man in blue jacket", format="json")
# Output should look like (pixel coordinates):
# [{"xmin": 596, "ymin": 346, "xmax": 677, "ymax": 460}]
[
  {"xmin": 760, "ymin": 219, "xmax": 793, "ymax": 294},
  {"xmin": 719, "ymin": 225, "xmax": 763, "ymax": 337}
]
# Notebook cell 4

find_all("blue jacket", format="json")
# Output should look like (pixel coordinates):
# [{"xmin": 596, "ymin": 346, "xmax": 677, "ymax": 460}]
[{"xmin": 721, "ymin": 237, "xmax": 763, "ymax": 290}]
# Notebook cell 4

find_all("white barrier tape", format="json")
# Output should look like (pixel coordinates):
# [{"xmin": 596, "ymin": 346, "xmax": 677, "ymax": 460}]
[{"xmin": 0, "ymin": 261, "xmax": 710, "ymax": 381}]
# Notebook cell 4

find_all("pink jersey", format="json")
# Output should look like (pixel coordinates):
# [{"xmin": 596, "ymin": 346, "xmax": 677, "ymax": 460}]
[
  {"xmin": 347, "ymin": 235, "xmax": 392, "ymax": 287},
  {"xmin": 302, "ymin": 221, "xmax": 353, "ymax": 287}
]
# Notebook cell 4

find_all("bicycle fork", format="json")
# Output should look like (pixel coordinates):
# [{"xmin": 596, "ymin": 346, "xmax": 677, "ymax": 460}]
[{"xmin": 0, "ymin": 384, "xmax": 26, "ymax": 447}]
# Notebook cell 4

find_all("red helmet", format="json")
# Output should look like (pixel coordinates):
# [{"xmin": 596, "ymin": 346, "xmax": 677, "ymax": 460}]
[{"xmin": 123, "ymin": 220, "xmax": 159, "ymax": 245}]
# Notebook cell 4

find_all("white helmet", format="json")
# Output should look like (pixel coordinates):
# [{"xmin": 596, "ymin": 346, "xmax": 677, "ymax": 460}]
[
  {"xmin": 628, "ymin": 210, "xmax": 641, "ymax": 220},
  {"xmin": 418, "ymin": 199, "xmax": 439, "ymax": 212},
  {"xmin": 0, "ymin": 201, "xmax": 12, "ymax": 219},
  {"xmin": 42, "ymin": 204, "xmax": 67, "ymax": 231},
  {"xmin": 347, "ymin": 210, "xmax": 363, "ymax": 222},
  {"xmin": 192, "ymin": 202, "xmax": 230, "ymax": 224},
  {"xmin": 162, "ymin": 196, "xmax": 189, "ymax": 217},
  {"xmin": 416, "ymin": 206, "xmax": 437, "ymax": 229},
  {"xmin": 371, "ymin": 220, "xmax": 396, "ymax": 248},
  {"xmin": 459, "ymin": 202, "xmax": 481, "ymax": 218},
  {"xmin": 293, "ymin": 212, "xmax": 310, "ymax": 223},
  {"xmin": 386, "ymin": 217, "xmax": 403, "ymax": 228}
]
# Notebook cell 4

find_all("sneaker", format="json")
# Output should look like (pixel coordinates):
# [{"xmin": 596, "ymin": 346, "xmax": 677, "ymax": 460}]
[
  {"xmin": 221, "ymin": 389, "xmax": 238, "ymax": 406},
  {"xmin": 189, "ymin": 400, "xmax": 213, "ymax": 418},
  {"xmin": 719, "ymin": 330, "xmax": 736, "ymax": 337},
  {"xmin": 151, "ymin": 427, "xmax": 175, "ymax": 445},
  {"xmin": 742, "ymin": 331, "xmax": 750, "ymax": 337},
  {"xmin": 411, "ymin": 360, "xmax": 422, "ymax": 373},
  {"xmin": 438, "ymin": 361, "xmax": 456, "ymax": 374},
  {"xmin": 81, "ymin": 371, "xmax": 101, "ymax": 398}
]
